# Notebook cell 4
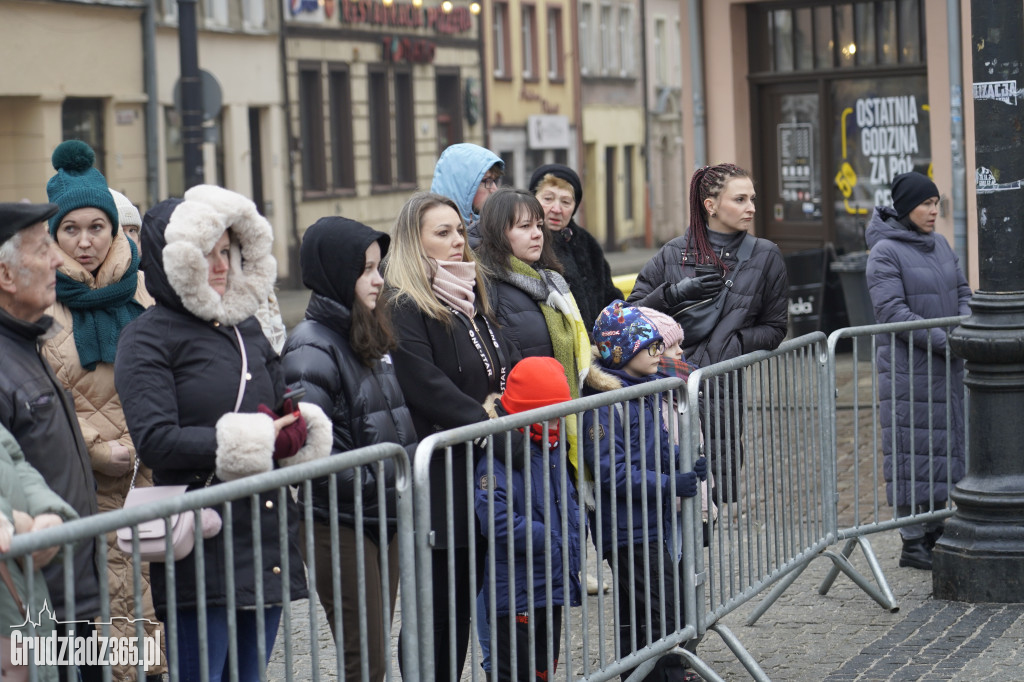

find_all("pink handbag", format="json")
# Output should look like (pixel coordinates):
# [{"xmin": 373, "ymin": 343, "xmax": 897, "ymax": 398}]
[{"xmin": 116, "ymin": 484, "xmax": 195, "ymax": 562}]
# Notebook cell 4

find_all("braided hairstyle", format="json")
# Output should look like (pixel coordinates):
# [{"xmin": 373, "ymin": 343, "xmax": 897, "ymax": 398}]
[{"xmin": 686, "ymin": 163, "xmax": 752, "ymax": 272}]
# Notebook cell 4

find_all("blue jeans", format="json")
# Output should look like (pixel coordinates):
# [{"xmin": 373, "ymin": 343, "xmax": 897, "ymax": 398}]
[{"xmin": 174, "ymin": 606, "xmax": 282, "ymax": 682}]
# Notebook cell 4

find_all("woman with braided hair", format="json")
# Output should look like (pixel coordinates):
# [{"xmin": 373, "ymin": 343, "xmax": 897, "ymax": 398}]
[{"xmin": 627, "ymin": 163, "xmax": 788, "ymax": 504}]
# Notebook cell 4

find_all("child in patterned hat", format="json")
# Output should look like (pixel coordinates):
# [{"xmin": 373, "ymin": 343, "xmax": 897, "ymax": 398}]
[{"xmin": 582, "ymin": 300, "xmax": 707, "ymax": 680}]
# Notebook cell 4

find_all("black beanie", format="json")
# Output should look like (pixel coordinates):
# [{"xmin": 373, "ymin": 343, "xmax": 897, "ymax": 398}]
[
  {"xmin": 528, "ymin": 164, "xmax": 583, "ymax": 219},
  {"xmin": 891, "ymin": 172, "xmax": 939, "ymax": 219},
  {"xmin": 300, "ymin": 216, "xmax": 389, "ymax": 309}
]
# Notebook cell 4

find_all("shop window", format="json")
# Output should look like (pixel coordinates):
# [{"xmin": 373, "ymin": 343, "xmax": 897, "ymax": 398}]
[
  {"xmin": 617, "ymin": 6, "xmax": 633, "ymax": 76},
  {"xmin": 299, "ymin": 65, "xmax": 327, "ymax": 193},
  {"xmin": 62, "ymin": 98, "xmax": 105, "ymax": 175},
  {"xmin": 204, "ymin": 0, "xmax": 229, "ymax": 27},
  {"xmin": 493, "ymin": 1, "xmax": 510, "ymax": 79},
  {"xmin": 243, "ymin": 0, "xmax": 266, "ymax": 30},
  {"xmin": 758, "ymin": 0, "xmax": 923, "ymax": 74},
  {"xmin": 547, "ymin": 7, "xmax": 563, "ymax": 81},
  {"xmin": 368, "ymin": 67, "xmax": 393, "ymax": 188},
  {"xmin": 522, "ymin": 4, "xmax": 537, "ymax": 80},
  {"xmin": 394, "ymin": 69, "xmax": 416, "ymax": 185},
  {"xmin": 580, "ymin": 3, "xmax": 593, "ymax": 75},
  {"xmin": 436, "ymin": 71, "xmax": 464, "ymax": 156},
  {"xmin": 329, "ymin": 65, "xmax": 355, "ymax": 191}
]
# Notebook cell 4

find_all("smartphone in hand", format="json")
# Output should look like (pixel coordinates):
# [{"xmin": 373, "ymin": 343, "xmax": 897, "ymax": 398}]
[{"xmin": 276, "ymin": 386, "xmax": 306, "ymax": 413}]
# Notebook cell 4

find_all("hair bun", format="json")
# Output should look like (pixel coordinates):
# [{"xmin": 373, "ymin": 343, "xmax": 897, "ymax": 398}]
[{"xmin": 51, "ymin": 139, "xmax": 96, "ymax": 173}]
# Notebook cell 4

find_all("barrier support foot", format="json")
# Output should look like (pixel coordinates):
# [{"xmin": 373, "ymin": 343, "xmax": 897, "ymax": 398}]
[
  {"xmin": 818, "ymin": 536, "xmax": 898, "ymax": 611},
  {"xmin": 704, "ymin": 623, "xmax": 771, "ymax": 681}
]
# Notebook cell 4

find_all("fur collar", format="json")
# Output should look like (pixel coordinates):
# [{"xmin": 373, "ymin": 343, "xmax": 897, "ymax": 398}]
[
  {"xmin": 584, "ymin": 346, "xmax": 624, "ymax": 393},
  {"xmin": 163, "ymin": 185, "xmax": 277, "ymax": 325},
  {"xmin": 57, "ymin": 230, "xmax": 136, "ymax": 289}
]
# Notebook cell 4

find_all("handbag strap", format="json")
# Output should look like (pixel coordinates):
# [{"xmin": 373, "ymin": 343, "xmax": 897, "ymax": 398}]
[
  {"xmin": 0, "ymin": 562, "xmax": 26, "ymax": 618},
  {"xmin": 690, "ymin": 232, "xmax": 758, "ymax": 359},
  {"xmin": 232, "ymin": 325, "xmax": 248, "ymax": 413}
]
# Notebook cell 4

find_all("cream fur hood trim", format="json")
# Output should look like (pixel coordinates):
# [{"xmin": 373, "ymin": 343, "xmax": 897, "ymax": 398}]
[
  {"xmin": 276, "ymin": 401, "xmax": 332, "ymax": 468},
  {"xmin": 163, "ymin": 185, "xmax": 277, "ymax": 325},
  {"xmin": 215, "ymin": 412, "xmax": 275, "ymax": 481},
  {"xmin": 584, "ymin": 346, "xmax": 624, "ymax": 393}
]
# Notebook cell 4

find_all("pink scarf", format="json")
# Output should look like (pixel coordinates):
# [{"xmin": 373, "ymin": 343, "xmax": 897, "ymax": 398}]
[{"xmin": 432, "ymin": 260, "xmax": 477, "ymax": 318}]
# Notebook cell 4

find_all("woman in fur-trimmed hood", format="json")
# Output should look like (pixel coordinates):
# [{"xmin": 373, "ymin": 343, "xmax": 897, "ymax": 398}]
[{"xmin": 114, "ymin": 185, "xmax": 331, "ymax": 681}]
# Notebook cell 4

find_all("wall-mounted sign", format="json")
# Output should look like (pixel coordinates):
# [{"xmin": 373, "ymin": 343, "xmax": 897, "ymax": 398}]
[
  {"xmin": 382, "ymin": 36, "xmax": 436, "ymax": 64},
  {"xmin": 340, "ymin": 0, "xmax": 473, "ymax": 34},
  {"xmin": 777, "ymin": 122, "xmax": 814, "ymax": 203},
  {"xmin": 528, "ymin": 115, "xmax": 570, "ymax": 150}
]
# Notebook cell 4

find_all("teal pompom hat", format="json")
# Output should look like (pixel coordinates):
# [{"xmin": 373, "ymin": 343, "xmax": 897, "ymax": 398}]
[{"xmin": 46, "ymin": 140, "xmax": 119, "ymax": 237}]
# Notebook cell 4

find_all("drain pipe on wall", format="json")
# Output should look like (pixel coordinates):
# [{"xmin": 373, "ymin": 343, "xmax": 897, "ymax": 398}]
[
  {"xmin": 947, "ymin": 0, "xmax": 968, "ymax": 267},
  {"xmin": 143, "ymin": 0, "xmax": 160, "ymax": 207},
  {"xmin": 687, "ymin": 0, "xmax": 707, "ymax": 169}
]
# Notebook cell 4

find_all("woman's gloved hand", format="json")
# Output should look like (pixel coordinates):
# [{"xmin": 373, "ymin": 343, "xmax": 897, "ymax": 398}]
[
  {"xmin": 258, "ymin": 398, "xmax": 308, "ymax": 460},
  {"xmin": 667, "ymin": 273, "xmax": 725, "ymax": 306}
]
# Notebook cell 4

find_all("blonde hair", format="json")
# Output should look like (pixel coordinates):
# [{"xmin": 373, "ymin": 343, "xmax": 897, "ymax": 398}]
[
  {"xmin": 384, "ymin": 192, "xmax": 493, "ymax": 323},
  {"xmin": 534, "ymin": 173, "xmax": 575, "ymax": 196}
]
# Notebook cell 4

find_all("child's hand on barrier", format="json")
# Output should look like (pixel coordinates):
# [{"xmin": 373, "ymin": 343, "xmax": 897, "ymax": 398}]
[
  {"xmin": 675, "ymin": 471, "xmax": 699, "ymax": 498},
  {"xmin": 693, "ymin": 456, "xmax": 708, "ymax": 482}
]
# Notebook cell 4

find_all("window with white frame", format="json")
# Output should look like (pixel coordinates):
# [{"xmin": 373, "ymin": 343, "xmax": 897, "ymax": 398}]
[
  {"xmin": 547, "ymin": 7, "xmax": 563, "ymax": 80},
  {"xmin": 654, "ymin": 18, "xmax": 666, "ymax": 85},
  {"xmin": 493, "ymin": 1, "xmax": 510, "ymax": 78},
  {"xmin": 162, "ymin": 0, "xmax": 178, "ymax": 22},
  {"xmin": 618, "ymin": 5, "xmax": 633, "ymax": 76},
  {"xmin": 204, "ymin": 0, "xmax": 229, "ymax": 27},
  {"xmin": 243, "ymin": 0, "xmax": 266, "ymax": 29},
  {"xmin": 599, "ymin": 4, "xmax": 615, "ymax": 75},
  {"xmin": 580, "ymin": 3, "xmax": 593, "ymax": 75},
  {"xmin": 522, "ymin": 4, "xmax": 537, "ymax": 79}
]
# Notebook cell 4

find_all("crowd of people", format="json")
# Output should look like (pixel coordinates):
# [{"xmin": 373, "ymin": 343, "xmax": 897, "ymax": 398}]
[{"xmin": 0, "ymin": 136, "xmax": 966, "ymax": 682}]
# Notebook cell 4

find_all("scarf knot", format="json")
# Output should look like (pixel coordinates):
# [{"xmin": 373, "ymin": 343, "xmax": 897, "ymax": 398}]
[
  {"xmin": 431, "ymin": 259, "xmax": 477, "ymax": 318},
  {"xmin": 55, "ymin": 238, "xmax": 145, "ymax": 370}
]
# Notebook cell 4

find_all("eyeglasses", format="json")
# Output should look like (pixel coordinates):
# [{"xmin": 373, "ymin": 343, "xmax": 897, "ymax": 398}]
[
  {"xmin": 646, "ymin": 340, "xmax": 666, "ymax": 357},
  {"xmin": 481, "ymin": 176, "xmax": 501, "ymax": 190}
]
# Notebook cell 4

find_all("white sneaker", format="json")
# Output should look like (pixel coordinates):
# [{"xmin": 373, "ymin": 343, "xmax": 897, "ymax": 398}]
[{"xmin": 586, "ymin": 573, "xmax": 609, "ymax": 595}]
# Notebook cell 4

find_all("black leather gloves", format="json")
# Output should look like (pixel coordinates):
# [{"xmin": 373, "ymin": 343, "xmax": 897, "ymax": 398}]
[{"xmin": 666, "ymin": 273, "xmax": 725, "ymax": 306}]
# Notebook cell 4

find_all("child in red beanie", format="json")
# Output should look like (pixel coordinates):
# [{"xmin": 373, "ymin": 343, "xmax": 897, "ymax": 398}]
[{"xmin": 475, "ymin": 356, "xmax": 582, "ymax": 681}]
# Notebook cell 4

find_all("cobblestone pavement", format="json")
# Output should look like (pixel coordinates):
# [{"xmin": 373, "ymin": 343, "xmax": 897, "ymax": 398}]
[{"xmin": 260, "ymin": 335, "xmax": 1024, "ymax": 680}]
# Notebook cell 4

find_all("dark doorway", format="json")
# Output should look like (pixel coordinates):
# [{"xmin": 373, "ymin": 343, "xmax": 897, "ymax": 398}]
[
  {"xmin": 604, "ymin": 145, "xmax": 616, "ymax": 250},
  {"xmin": 248, "ymin": 108, "xmax": 265, "ymax": 216}
]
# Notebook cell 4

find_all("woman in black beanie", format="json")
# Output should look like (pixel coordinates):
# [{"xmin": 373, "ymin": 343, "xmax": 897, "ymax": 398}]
[
  {"xmin": 281, "ymin": 216, "xmax": 417, "ymax": 681},
  {"xmin": 528, "ymin": 164, "xmax": 622, "ymax": 331},
  {"xmin": 865, "ymin": 171, "xmax": 972, "ymax": 571}
]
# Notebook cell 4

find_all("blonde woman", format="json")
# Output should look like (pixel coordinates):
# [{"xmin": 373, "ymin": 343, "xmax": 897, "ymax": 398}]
[{"xmin": 384, "ymin": 192, "xmax": 519, "ymax": 681}]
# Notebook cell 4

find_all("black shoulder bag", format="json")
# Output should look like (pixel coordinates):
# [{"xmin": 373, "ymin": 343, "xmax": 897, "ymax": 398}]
[{"xmin": 673, "ymin": 232, "xmax": 757, "ymax": 348}]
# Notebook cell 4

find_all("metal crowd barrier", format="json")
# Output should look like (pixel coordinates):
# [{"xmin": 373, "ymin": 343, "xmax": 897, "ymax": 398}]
[
  {"xmin": 2, "ymin": 318, "xmax": 969, "ymax": 682},
  {"xmin": 1, "ymin": 442, "xmax": 413, "ymax": 682}
]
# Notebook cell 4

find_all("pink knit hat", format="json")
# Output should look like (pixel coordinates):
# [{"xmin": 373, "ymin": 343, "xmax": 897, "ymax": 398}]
[{"xmin": 640, "ymin": 307, "xmax": 684, "ymax": 348}]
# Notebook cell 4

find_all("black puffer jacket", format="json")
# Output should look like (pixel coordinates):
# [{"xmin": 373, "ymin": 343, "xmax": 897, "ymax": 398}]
[
  {"xmin": 627, "ymin": 230, "xmax": 789, "ymax": 366},
  {"xmin": 551, "ymin": 228, "xmax": 622, "ymax": 332},
  {"xmin": 283, "ymin": 293, "xmax": 417, "ymax": 529},
  {"xmin": 0, "ymin": 309, "xmax": 101, "ymax": 621},
  {"xmin": 489, "ymin": 280, "xmax": 554, "ymax": 359},
  {"xmin": 115, "ymin": 189, "xmax": 327, "ymax": 616}
]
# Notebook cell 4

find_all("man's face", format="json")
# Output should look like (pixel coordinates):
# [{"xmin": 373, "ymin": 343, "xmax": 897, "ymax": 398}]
[
  {"xmin": 472, "ymin": 169, "xmax": 502, "ymax": 215},
  {"xmin": 0, "ymin": 222, "xmax": 64, "ymax": 323}
]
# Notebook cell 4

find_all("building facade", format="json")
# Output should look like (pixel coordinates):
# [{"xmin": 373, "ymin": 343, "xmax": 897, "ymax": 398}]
[
  {"xmin": 483, "ymin": 0, "xmax": 579, "ymax": 189},
  {"xmin": 282, "ymin": 0, "xmax": 485, "ymax": 245}
]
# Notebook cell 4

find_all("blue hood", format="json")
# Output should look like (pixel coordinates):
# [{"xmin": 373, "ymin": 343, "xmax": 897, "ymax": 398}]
[{"xmin": 430, "ymin": 143, "xmax": 503, "ymax": 228}]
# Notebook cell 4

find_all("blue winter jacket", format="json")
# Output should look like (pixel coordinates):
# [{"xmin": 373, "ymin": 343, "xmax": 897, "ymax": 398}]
[
  {"xmin": 430, "ymin": 143, "xmax": 504, "ymax": 246},
  {"xmin": 865, "ymin": 206, "xmax": 972, "ymax": 506},
  {"xmin": 580, "ymin": 365, "xmax": 682, "ymax": 554},
  {"xmin": 475, "ymin": 436, "xmax": 583, "ymax": 617}
]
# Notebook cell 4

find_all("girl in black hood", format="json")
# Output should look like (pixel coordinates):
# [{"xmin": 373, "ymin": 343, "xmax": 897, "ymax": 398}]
[
  {"xmin": 282, "ymin": 216, "xmax": 418, "ymax": 681},
  {"xmin": 115, "ymin": 186, "xmax": 332, "ymax": 682}
]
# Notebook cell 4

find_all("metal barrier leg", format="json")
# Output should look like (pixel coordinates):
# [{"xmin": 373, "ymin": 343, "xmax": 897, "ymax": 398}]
[
  {"xmin": 816, "ymin": 538, "xmax": 857, "ymax": 594},
  {"xmin": 705, "ymin": 624, "xmax": 771, "ymax": 682},
  {"xmin": 744, "ymin": 558, "xmax": 813, "ymax": 626},
  {"xmin": 818, "ymin": 538, "xmax": 899, "ymax": 612},
  {"xmin": 678, "ymin": 648, "xmax": 729, "ymax": 682}
]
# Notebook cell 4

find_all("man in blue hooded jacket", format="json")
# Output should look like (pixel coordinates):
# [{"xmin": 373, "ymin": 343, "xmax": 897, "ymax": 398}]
[{"xmin": 430, "ymin": 143, "xmax": 504, "ymax": 247}]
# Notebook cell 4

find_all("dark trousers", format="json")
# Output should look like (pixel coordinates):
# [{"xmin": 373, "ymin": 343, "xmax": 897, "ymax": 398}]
[
  {"xmin": 399, "ymin": 546, "xmax": 481, "ymax": 682},
  {"xmin": 493, "ymin": 605, "xmax": 562, "ymax": 682},
  {"xmin": 304, "ymin": 523, "xmax": 399, "ymax": 682},
  {"xmin": 608, "ymin": 543, "xmax": 689, "ymax": 682}
]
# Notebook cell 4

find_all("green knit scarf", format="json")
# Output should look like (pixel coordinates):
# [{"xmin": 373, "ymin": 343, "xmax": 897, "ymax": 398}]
[{"xmin": 55, "ymin": 238, "xmax": 145, "ymax": 371}]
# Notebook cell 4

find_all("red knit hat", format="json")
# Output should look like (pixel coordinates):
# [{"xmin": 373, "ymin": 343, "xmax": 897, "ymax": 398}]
[{"xmin": 500, "ymin": 357, "xmax": 571, "ymax": 415}]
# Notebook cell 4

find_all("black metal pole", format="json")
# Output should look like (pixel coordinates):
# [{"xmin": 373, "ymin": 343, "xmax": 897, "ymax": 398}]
[
  {"xmin": 178, "ymin": 0, "xmax": 204, "ymax": 189},
  {"xmin": 932, "ymin": 0, "xmax": 1024, "ymax": 602}
]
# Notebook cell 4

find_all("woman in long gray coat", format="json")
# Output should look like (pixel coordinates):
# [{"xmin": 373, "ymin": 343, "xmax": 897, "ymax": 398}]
[{"xmin": 865, "ymin": 172, "xmax": 972, "ymax": 571}]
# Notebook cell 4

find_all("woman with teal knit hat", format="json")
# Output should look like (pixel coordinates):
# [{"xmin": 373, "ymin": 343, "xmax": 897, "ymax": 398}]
[{"xmin": 41, "ymin": 140, "xmax": 167, "ymax": 681}]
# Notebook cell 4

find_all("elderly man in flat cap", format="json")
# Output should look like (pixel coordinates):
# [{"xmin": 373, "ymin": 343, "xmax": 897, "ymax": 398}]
[{"xmin": 0, "ymin": 203, "xmax": 102, "ymax": 658}]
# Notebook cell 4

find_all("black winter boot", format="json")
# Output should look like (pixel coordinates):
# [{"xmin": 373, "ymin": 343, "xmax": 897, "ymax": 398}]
[
  {"xmin": 899, "ymin": 537, "xmax": 933, "ymax": 570},
  {"xmin": 924, "ymin": 525, "xmax": 945, "ymax": 550}
]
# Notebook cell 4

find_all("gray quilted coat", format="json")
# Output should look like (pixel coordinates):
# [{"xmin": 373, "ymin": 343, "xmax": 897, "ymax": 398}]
[{"xmin": 865, "ymin": 206, "xmax": 972, "ymax": 507}]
